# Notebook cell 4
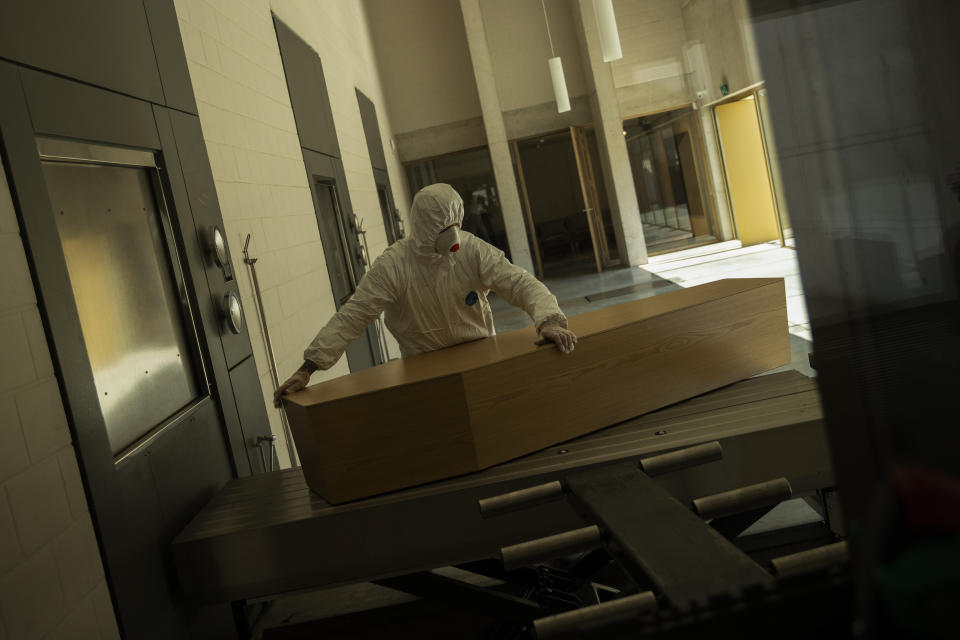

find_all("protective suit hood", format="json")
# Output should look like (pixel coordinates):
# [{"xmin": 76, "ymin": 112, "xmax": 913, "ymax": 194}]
[{"xmin": 409, "ymin": 183, "xmax": 465, "ymax": 263}]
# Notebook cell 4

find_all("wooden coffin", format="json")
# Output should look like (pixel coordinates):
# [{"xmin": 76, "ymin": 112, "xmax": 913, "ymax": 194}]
[{"xmin": 284, "ymin": 278, "xmax": 789, "ymax": 503}]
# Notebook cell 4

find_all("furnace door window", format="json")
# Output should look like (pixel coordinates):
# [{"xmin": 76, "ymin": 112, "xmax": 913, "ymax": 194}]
[{"xmin": 43, "ymin": 156, "xmax": 204, "ymax": 456}]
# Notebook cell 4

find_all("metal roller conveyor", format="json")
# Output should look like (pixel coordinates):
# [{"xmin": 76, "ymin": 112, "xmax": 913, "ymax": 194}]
[
  {"xmin": 771, "ymin": 541, "xmax": 849, "ymax": 579},
  {"xmin": 533, "ymin": 591, "xmax": 658, "ymax": 639},
  {"xmin": 692, "ymin": 478, "xmax": 794, "ymax": 520},
  {"xmin": 500, "ymin": 526, "xmax": 603, "ymax": 571},
  {"xmin": 479, "ymin": 480, "xmax": 565, "ymax": 518},
  {"xmin": 562, "ymin": 463, "xmax": 775, "ymax": 609},
  {"xmin": 479, "ymin": 441, "xmax": 724, "ymax": 519},
  {"xmin": 638, "ymin": 441, "xmax": 723, "ymax": 475},
  {"xmin": 172, "ymin": 371, "xmax": 832, "ymax": 609}
]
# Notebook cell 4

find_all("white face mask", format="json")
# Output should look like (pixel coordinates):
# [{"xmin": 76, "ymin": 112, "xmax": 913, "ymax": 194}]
[{"xmin": 435, "ymin": 225, "xmax": 461, "ymax": 254}]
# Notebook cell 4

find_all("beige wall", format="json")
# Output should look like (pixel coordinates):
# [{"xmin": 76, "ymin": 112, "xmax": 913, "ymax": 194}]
[
  {"xmin": 482, "ymin": 0, "xmax": 587, "ymax": 113},
  {"xmin": 175, "ymin": 0, "xmax": 407, "ymax": 466},
  {"xmin": 679, "ymin": 0, "xmax": 765, "ymax": 241},
  {"xmin": 0, "ymin": 157, "xmax": 120, "ymax": 640},
  {"xmin": 613, "ymin": 0, "xmax": 690, "ymax": 116},
  {"xmin": 365, "ymin": 0, "xmax": 481, "ymax": 135},
  {"xmin": 368, "ymin": 0, "xmax": 592, "ymax": 158},
  {"xmin": 682, "ymin": 0, "xmax": 757, "ymax": 101},
  {"xmin": 363, "ymin": 0, "xmax": 760, "ymax": 157}
]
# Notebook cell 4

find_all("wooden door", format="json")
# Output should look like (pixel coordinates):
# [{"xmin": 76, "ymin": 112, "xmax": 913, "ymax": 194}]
[
  {"xmin": 715, "ymin": 97, "xmax": 781, "ymax": 246},
  {"xmin": 570, "ymin": 126, "xmax": 611, "ymax": 271}
]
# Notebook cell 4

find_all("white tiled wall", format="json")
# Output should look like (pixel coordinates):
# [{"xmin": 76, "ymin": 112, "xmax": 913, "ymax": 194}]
[
  {"xmin": 173, "ymin": 0, "xmax": 408, "ymax": 466},
  {"xmin": 0, "ymin": 158, "xmax": 119, "ymax": 639}
]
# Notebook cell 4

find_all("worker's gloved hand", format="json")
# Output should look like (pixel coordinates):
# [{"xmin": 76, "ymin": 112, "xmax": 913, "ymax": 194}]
[
  {"xmin": 273, "ymin": 369, "xmax": 311, "ymax": 407},
  {"xmin": 536, "ymin": 322, "xmax": 578, "ymax": 354}
]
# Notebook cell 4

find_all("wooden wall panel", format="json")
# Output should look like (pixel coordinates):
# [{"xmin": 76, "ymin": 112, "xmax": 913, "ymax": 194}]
[{"xmin": 286, "ymin": 278, "xmax": 789, "ymax": 503}]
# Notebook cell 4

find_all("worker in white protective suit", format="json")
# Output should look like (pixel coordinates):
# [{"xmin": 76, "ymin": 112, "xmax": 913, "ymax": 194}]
[{"xmin": 274, "ymin": 183, "xmax": 577, "ymax": 406}]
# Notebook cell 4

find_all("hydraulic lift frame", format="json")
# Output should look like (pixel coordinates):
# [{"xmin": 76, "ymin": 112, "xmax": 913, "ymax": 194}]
[{"xmin": 172, "ymin": 370, "xmax": 836, "ymax": 638}]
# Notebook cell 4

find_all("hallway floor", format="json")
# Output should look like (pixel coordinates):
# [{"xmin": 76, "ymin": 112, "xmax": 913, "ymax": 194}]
[{"xmin": 492, "ymin": 239, "xmax": 813, "ymax": 376}]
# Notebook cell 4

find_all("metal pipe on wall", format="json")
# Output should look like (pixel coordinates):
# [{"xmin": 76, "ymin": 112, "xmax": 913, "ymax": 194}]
[{"xmin": 242, "ymin": 234, "xmax": 299, "ymax": 467}]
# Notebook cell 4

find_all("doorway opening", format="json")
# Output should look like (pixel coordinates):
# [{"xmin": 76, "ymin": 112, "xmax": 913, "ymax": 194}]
[
  {"xmin": 624, "ymin": 107, "xmax": 716, "ymax": 255},
  {"xmin": 512, "ymin": 127, "xmax": 619, "ymax": 278}
]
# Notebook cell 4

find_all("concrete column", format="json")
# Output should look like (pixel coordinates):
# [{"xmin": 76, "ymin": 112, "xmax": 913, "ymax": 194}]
[
  {"xmin": 573, "ymin": 0, "xmax": 648, "ymax": 266},
  {"xmin": 698, "ymin": 108, "xmax": 736, "ymax": 241},
  {"xmin": 459, "ymin": 0, "xmax": 535, "ymax": 273}
]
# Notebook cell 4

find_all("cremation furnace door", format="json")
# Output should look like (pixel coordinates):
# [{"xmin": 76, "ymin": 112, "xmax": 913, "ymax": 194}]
[{"xmin": 41, "ymin": 146, "xmax": 206, "ymax": 457}]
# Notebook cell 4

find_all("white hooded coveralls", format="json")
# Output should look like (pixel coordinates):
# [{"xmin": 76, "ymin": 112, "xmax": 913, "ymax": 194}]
[{"xmin": 304, "ymin": 184, "xmax": 567, "ymax": 369}]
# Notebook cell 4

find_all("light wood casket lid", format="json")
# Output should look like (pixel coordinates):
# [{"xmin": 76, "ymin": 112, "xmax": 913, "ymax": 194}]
[{"xmin": 285, "ymin": 278, "xmax": 786, "ymax": 407}]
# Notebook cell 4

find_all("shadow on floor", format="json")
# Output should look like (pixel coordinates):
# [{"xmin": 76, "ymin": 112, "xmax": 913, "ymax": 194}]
[{"xmin": 490, "ymin": 266, "xmax": 682, "ymax": 333}]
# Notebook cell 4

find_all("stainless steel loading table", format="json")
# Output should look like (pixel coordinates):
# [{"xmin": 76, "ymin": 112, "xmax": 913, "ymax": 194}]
[{"xmin": 172, "ymin": 370, "xmax": 830, "ymax": 604}]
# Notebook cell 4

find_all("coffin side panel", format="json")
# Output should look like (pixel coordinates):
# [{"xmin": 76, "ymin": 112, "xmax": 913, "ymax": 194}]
[
  {"xmin": 294, "ymin": 375, "xmax": 477, "ymax": 503},
  {"xmin": 466, "ymin": 280, "xmax": 789, "ymax": 467},
  {"xmin": 283, "ymin": 400, "xmax": 327, "ymax": 495}
]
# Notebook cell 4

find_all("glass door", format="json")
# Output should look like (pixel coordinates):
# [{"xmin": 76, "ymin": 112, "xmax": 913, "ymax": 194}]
[
  {"xmin": 624, "ymin": 108, "xmax": 717, "ymax": 255},
  {"xmin": 511, "ymin": 129, "xmax": 619, "ymax": 277},
  {"xmin": 672, "ymin": 117, "xmax": 711, "ymax": 237}
]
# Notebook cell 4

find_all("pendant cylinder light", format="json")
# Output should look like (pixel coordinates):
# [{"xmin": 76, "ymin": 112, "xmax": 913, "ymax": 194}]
[
  {"xmin": 541, "ymin": 0, "xmax": 570, "ymax": 114},
  {"xmin": 594, "ymin": 0, "xmax": 623, "ymax": 62},
  {"xmin": 548, "ymin": 56, "xmax": 571, "ymax": 113}
]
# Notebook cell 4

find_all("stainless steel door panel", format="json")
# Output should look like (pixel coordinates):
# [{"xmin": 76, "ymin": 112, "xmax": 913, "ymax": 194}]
[
  {"xmin": 36, "ymin": 136, "xmax": 156, "ymax": 168},
  {"xmin": 43, "ymin": 161, "xmax": 202, "ymax": 455},
  {"xmin": 313, "ymin": 180, "xmax": 379, "ymax": 371},
  {"xmin": 314, "ymin": 181, "xmax": 354, "ymax": 301}
]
